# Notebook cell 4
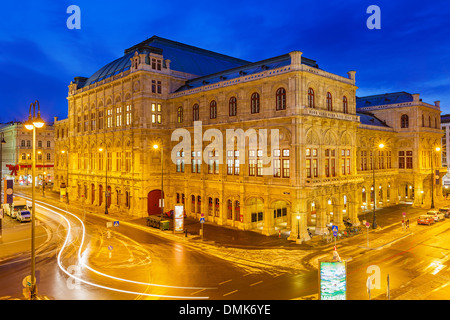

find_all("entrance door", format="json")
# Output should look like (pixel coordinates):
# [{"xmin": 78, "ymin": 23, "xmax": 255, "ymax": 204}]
[
  {"xmin": 99, "ymin": 185, "xmax": 103, "ymax": 206},
  {"xmin": 148, "ymin": 190, "xmax": 163, "ymax": 216}
]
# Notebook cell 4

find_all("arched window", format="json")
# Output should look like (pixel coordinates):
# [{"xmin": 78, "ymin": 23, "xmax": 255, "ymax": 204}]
[
  {"xmin": 429, "ymin": 116, "xmax": 431, "ymax": 127},
  {"xmin": 343, "ymin": 96, "xmax": 348, "ymax": 114},
  {"xmin": 251, "ymin": 92, "xmax": 260, "ymax": 114},
  {"xmin": 276, "ymin": 87, "xmax": 286, "ymax": 110},
  {"xmin": 177, "ymin": 106, "xmax": 183, "ymax": 123},
  {"xmin": 435, "ymin": 117, "xmax": 438, "ymax": 128},
  {"xmin": 210, "ymin": 100, "xmax": 217, "ymax": 119},
  {"xmin": 193, "ymin": 104, "xmax": 199, "ymax": 121},
  {"xmin": 326, "ymin": 92, "xmax": 333, "ymax": 111},
  {"xmin": 308, "ymin": 88, "xmax": 315, "ymax": 108},
  {"xmin": 401, "ymin": 114, "xmax": 409, "ymax": 128},
  {"xmin": 422, "ymin": 114, "xmax": 424, "ymax": 127}
]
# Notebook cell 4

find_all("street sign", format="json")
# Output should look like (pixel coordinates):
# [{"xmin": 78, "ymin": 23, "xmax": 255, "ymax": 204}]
[
  {"xmin": 332, "ymin": 225, "xmax": 338, "ymax": 237},
  {"xmin": 108, "ymin": 245, "xmax": 113, "ymax": 251},
  {"xmin": 365, "ymin": 222, "xmax": 370, "ymax": 228},
  {"xmin": 113, "ymin": 221, "xmax": 119, "ymax": 227},
  {"xmin": 106, "ymin": 221, "xmax": 113, "ymax": 228},
  {"xmin": 200, "ymin": 217, "xmax": 205, "ymax": 223}
]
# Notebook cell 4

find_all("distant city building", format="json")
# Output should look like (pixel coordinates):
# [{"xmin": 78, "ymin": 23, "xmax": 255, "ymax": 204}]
[
  {"xmin": 0, "ymin": 121, "xmax": 54, "ymax": 186},
  {"xmin": 53, "ymin": 36, "xmax": 444, "ymax": 240}
]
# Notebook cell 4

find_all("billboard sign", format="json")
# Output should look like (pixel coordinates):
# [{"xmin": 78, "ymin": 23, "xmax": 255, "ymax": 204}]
[
  {"xmin": 174, "ymin": 205, "xmax": 184, "ymax": 232},
  {"xmin": 319, "ymin": 260, "xmax": 347, "ymax": 300}
]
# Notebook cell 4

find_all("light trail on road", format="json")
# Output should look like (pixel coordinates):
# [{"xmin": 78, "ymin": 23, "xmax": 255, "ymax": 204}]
[{"xmin": 19, "ymin": 194, "xmax": 213, "ymax": 299}]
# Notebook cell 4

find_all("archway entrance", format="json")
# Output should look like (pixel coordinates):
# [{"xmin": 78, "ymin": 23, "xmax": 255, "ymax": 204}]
[{"xmin": 148, "ymin": 190, "xmax": 164, "ymax": 216}]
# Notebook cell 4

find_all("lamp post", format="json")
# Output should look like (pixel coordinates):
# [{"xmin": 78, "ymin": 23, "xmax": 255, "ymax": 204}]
[
  {"xmin": 431, "ymin": 146, "xmax": 441, "ymax": 209},
  {"xmin": 99, "ymin": 147, "xmax": 108, "ymax": 214},
  {"xmin": 372, "ymin": 143, "xmax": 385, "ymax": 229},
  {"xmin": 153, "ymin": 144, "xmax": 164, "ymax": 220},
  {"xmin": 24, "ymin": 100, "xmax": 45, "ymax": 300},
  {"xmin": 296, "ymin": 214, "xmax": 300, "ymax": 239}
]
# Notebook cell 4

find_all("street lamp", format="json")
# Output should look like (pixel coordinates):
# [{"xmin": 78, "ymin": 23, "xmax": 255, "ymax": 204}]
[
  {"xmin": 296, "ymin": 215, "xmax": 300, "ymax": 239},
  {"xmin": 99, "ymin": 147, "xmax": 108, "ymax": 214},
  {"xmin": 372, "ymin": 143, "xmax": 385, "ymax": 229},
  {"xmin": 153, "ymin": 144, "xmax": 164, "ymax": 220},
  {"xmin": 24, "ymin": 100, "xmax": 45, "ymax": 300},
  {"xmin": 431, "ymin": 146, "xmax": 441, "ymax": 209}
]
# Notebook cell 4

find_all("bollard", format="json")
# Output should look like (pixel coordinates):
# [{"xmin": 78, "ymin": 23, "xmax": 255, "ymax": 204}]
[
  {"xmin": 278, "ymin": 230, "xmax": 281, "ymax": 238},
  {"xmin": 185, "ymin": 229, "xmax": 188, "ymax": 237}
]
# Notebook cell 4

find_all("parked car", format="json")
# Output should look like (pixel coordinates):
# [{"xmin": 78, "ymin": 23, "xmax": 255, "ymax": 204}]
[
  {"xmin": 16, "ymin": 210, "xmax": 31, "ymax": 223},
  {"xmin": 438, "ymin": 207, "xmax": 450, "ymax": 218},
  {"xmin": 418, "ymin": 215, "xmax": 435, "ymax": 225},
  {"xmin": 426, "ymin": 210, "xmax": 445, "ymax": 222}
]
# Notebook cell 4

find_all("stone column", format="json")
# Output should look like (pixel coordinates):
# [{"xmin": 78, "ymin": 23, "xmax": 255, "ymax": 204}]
[
  {"xmin": 315, "ymin": 207, "xmax": 328, "ymax": 235},
  {"xmin": 262, "ymin": 204, "xmax": 274, "ymax": 236}
]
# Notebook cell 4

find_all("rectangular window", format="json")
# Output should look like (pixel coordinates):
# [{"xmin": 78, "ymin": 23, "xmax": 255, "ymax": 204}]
[
  {"xmin": 157, "ymin": 81, "xmax": 162, "ymax": 94},
  {"xmin": 116, "ymin": 107, "xmax": 122, "ymax": 127},
  {"xmin": 125, "ymin": 152, "xmax": 131, "ymax": 172},
  {"xmin": 107, "ymin": 109, "xmax": 113, "ymax": 128},
  {"xmin": 84, "ymin": 114, "xmax": 89, "ymax": 131},
  {"xmin": 273, "ymin": 159, "xmax": 281, "ymax": 177},
  {"xmin": 399, "ymin": 151, "xmax": 405, "ymax": 169},
  {"xmin": 126, "ymin": 105, "xmax": 132, "ymax": 126},
  {"xmin": 406, "ymin": 151, "xmax": 413, "ymax": 169},
  {"xmin": 257, "ymin": 159, "xmax": 263, "ymax": 176},
  {"xmin": 249, "ymin": 159, "xmax": 256, "ymax": 176},
  {"xmin": 151, "ymin": 103, "xmax": 162, "ymax": 124},
  {"xmin": 98, "ymin": 111, "xmax": 104, "ymax": 130},
  {"xmin": 107, "ymin": 152, "xmax": 112, "ymax": 171},
  {"xmin": 282, "ymin": 159, "xmax": 290, "ymax": 178},
  {"xmin": 116, "ymin": 152, "xmax": 122, "ymax": 171},
  {"xmin": 306, "ymin": 148, "xmax": 318, "ymax": 178}
]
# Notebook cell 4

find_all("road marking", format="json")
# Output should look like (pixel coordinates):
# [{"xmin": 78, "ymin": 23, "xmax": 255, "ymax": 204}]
[
  {"xmin": 249, "ymin": 281, "xmax": 263, "ymax": 287},
  {"xmin": 218, "ymin": 279, "xmax": 232, "ymax": 285},
  {"xmin": 190, "ymin": 289, "xmax": 206, "ymax": 296},
  {"xmin": 223, "ymin": 290, "xmax": 238, "ymax": 296}
]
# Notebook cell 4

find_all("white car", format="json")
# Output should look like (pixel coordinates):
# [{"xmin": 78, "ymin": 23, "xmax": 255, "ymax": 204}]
[
  {"xmin": 16, "ymin": 210, "xmax": 31, "ymax": 223},
  {"xmin": 426, "ymin": 210, "xmax": 445, "ymax": 222}
]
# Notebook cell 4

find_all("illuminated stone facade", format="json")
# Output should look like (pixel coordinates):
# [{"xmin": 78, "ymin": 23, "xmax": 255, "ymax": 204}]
[{"xmin": 53, "ymin": 36, "xmax": 444, "ymax": 241}]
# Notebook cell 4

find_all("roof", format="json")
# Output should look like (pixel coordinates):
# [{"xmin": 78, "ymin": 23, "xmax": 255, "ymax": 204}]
[
  {"xmin": 357, "ymin": 112, "xmax": 391, "ymax": 128},
  {"xmin": 441, "ymin": 114, "xmax": 450, "ymax": 124},
  {"xmin": 356, "ymin": 92, "xmax": 415, "ymax": 109},
  {"xmin": 79, "ymin": 36, "xmax": 251, "ymax": 88},
  {"xmin": 174, "ymin": 53, "xmax": 318, "ymax": 93}
]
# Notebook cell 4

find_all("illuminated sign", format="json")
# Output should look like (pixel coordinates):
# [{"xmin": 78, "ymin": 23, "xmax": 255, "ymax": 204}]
[
  {"xmin": 174, "ymin": 205, "xmax": 184, "ymax": 232},
  {"xmin": 319, "ymin": 260, "xmax": 347, "ymax": 300}
]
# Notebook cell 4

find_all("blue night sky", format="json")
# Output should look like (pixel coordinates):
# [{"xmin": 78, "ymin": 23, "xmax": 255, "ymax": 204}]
[{"xmin": 0, "ymin": 0, "xmax": 449, "ymax": 123}]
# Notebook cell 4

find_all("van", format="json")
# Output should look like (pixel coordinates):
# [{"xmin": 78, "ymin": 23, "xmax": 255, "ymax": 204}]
[
  {"xmin": 2, "ymin": 203, "xmax": 11, "ymax": 217},
  {"xmin": 11, "ymin": 200, "xmax": 27, "ymax": 219}
]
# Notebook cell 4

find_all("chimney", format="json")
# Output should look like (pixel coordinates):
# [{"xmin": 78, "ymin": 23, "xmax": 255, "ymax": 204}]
[
  {"xmin": 347, "ymin": 70, "xmax": 356, "ymax": 81},
  {"xmin": 289, "ymin": 51, "xmax": 303, "ymax": 70},
  {"xmin": 412, "ymin": 93, "xmax": 420, "ymax": 102},
  {"xmin": 435, "ymin": 101, "xmax": 441, "ymax": 108}
]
